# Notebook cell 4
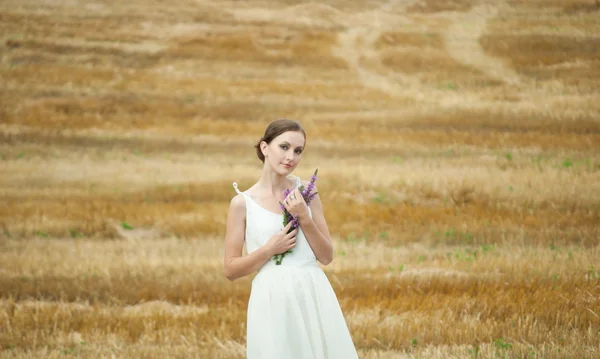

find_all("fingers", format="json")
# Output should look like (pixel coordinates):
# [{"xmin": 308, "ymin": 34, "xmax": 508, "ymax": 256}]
[
  {"xmin": 281, "ymin": 221, "xmax": 293, "ymax": 233},
  {"xmin": 287, "ymin": 234, "xmax": 297, "ymax": 248},
  {"xmin": 294, "ymin": 188, "xmax": 304, "ymax": 203},
  {"xmin": 272, "ymin": 232, "xmax": 296, "ymax": 254},
  {"xmin": 282, "ymin": 199, "xmax": 290, "ymax": 211},
  {"xmin": 285, "ymin": 227, "xmax": 298, "ymax": 239},
  {"xmin": 283, "ymin": 189, "xmax": 304, "ymax": 210},
  {"xmin": 285, "ymin": 189, "xmax": 296, "ymax": 202},
  {"xmin": 284, "ymin": 189, "xmax": 300, "ymax": 206},
  {"xmin": 280, "ymin": 221, "xmax": 294, "ymax": 235}
]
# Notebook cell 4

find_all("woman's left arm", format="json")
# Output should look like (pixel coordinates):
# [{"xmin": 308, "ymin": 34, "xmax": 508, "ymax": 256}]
[{"xmin": 290, "ymin": 184, "xmax": 333, "ymax": 265}]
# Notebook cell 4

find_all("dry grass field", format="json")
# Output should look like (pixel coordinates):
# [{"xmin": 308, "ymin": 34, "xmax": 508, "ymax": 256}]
[{"xmin": 1, "ymin": 0, "xmax": 600, "ymax": 358}]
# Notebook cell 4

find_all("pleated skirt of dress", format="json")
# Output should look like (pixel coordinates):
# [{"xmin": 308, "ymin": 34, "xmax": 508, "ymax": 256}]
[{"xmin": 246, "ymin": 262, "xmax": 358, "ymax": 359}]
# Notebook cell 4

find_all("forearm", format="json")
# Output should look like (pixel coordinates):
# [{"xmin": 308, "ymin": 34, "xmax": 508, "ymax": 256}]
[
  {"xmin": 224, "ymin": 246, "xmax": 272, "ymax": 281},
  {"xmin": 299, "ymin": 214, "xmax": 333, "ymax": 265}
]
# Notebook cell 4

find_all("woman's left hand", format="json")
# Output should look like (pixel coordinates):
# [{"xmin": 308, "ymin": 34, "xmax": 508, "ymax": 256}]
[{"xmin": 282, "ymin": 188, "xmax": 309, "ymax": 220}]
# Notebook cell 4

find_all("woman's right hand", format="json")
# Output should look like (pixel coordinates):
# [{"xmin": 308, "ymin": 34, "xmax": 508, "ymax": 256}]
[{"xmin": 266, "ymin": 221, "xmax": 298, "ymax": 256}]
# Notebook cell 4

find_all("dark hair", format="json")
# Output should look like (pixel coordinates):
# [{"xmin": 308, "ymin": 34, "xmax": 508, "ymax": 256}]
[{"xmin": 255, "ymin": 119, "xmax": 306, "ymax": 163}]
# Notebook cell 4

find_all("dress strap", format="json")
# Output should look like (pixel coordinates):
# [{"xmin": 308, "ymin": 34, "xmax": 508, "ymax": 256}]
[
  {"xmin": 232, "ymin": 182, "xmax": 243, "ymax": 195},
  {"xmin": 232, "ymin": 182, "xmax": 249, "ymax": 220}
]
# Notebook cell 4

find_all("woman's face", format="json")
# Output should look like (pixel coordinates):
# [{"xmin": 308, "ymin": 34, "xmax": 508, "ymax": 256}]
[{"xmin": 262, "ymin": 131, "xmax": 305, "ymax": 175}]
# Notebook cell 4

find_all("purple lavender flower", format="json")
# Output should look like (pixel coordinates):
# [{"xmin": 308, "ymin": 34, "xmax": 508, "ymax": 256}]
[
  {"xmin": 282, "ymin": 188, "xmax": 291, "ymax": 208},
  {"xmin": 274, "ymin": 168, "xmax": 319, "ymax": 265},
  {"xmin": 301, "ymin": 169, "xmax": 318, "ymax": 198}
]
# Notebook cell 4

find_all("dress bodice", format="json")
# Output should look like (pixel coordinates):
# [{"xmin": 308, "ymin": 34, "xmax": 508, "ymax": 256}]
[{"xmin": 232, "ymin": 176, "xmax": 316, "ymax": 271}]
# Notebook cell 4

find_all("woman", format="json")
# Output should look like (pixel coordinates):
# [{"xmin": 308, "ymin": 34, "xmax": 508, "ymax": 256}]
[{"xmin": 224, "ymin": 119, "xmax": 358, "ymax": 358}]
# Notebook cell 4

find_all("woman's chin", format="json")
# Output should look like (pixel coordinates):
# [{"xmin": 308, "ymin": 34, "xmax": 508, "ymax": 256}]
[{"xmin": 278, "ymin": 167, "xmax": 293, "ymax": 175}]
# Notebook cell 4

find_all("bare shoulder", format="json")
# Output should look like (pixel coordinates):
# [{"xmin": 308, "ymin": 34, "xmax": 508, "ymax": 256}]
[
  {"xmin": 230, "ymin": 193, "xmax": 245, "ymax": 206},
  {"xmin": 240, "ymin": 183, "xmax": 260, "ymax": 198},
  {"xmin": 229, "ymin": 194, "xmax": 246, "ymax": 215}
]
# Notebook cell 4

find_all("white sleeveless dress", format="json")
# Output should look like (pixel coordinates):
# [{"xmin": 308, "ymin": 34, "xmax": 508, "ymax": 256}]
[{"xmin": 232, "ymin": 176, "xmax": 358, "ymax": 359}]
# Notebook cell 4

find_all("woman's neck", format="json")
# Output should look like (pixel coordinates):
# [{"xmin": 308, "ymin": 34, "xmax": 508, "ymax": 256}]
[{"xmin": 257, "ymin": 170, "xmax": 294, "ymax": 197}]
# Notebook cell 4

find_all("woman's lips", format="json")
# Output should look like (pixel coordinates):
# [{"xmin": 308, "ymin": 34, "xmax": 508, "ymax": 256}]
[{"xmin": 283, "ymin": 164, "xmax": 292, "ymax": 168}]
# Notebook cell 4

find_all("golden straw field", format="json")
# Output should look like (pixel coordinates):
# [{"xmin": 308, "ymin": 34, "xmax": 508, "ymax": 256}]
[{"xmin": 1, "ymin": 0, "xmax": 600, "ymax": 358}]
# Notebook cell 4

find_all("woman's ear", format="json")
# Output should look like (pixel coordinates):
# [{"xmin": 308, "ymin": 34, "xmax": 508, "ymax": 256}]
[{"xmin": 261, "ymin": 141, "xmax": 268, "ymax": 157}]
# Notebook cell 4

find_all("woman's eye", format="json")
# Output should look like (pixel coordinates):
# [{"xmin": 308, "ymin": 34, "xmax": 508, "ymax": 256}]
[{"xmin": 280, "ymin": 145, "xmax": 301, "ymax": 154}]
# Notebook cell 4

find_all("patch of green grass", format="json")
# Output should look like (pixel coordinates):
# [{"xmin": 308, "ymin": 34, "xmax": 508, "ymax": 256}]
[
  {"xmin": 494, "ymin": 337, "xmax": 513, "ymax": 358},
  {"xmin": 468, "ymin": 344, "xmax": 480, "ymax": 359},
  {"xmin": 433, "ymin": 226, "xmax": 476, "ymax": 244},
  {"xmin": 446, "ymin": 244, "xmax": 499, "ymax": 263},
  {"xmin": 562, "ymin": 158, "xmax": 573, "ymax": 168},
  {"xmin": 444, "ymin": 227, "xmax": 456, "ymax": 239},
  {"xmin": 464, "ymin": 231, "xmax": 473, "ymax": 243},
  {"xmin": 371, "ymin": 192, "xmax": 392, "ymax": 205},
  {"xmin": 438, "ymin": 82, "xmax": 458, "ymax": 90},
  {"xmin": 481, "ymin": 244, "xmax": 495, "ymax": 253},
  {"xmin": 69, "ymin": 228, "xmax": 84, "ymax": 238},
  {"xmin": 587, "ymin": 266, "xmax": 600, "ymax": 279},
  {"xmin": 345, "ymin": 232, "xmax": 368, "ymax": 244},
  {"xmin": 61, "ymin": 341, "xmax": 85, "ymax": 356},
  {"xmin": 121, "ymin": 221, "xmax": 134, "ymax": 230},
  {"xmin": 532, "ymin": 154, "xmax": 544, "ymax": 166},
  {"xmin": 448, "ymin": 247, "xmax": 476, "ymax": 262}
]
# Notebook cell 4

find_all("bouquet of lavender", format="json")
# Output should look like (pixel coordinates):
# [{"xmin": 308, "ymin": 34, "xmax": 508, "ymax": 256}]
[{"xmin": 273, "ymin": 168, "xmax": 319, "ymax": 265}]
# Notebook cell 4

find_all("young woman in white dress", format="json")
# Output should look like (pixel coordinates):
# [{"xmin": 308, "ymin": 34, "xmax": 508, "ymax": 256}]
[{"xmin": 224, "ymin": 119, "xmax": 358, "ymax": 359}]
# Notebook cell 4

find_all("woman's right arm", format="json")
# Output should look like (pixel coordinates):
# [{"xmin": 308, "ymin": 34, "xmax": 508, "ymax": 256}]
[{"xmin": 223, "ymin": 195, "xmax": 273, "ymax": 281}]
